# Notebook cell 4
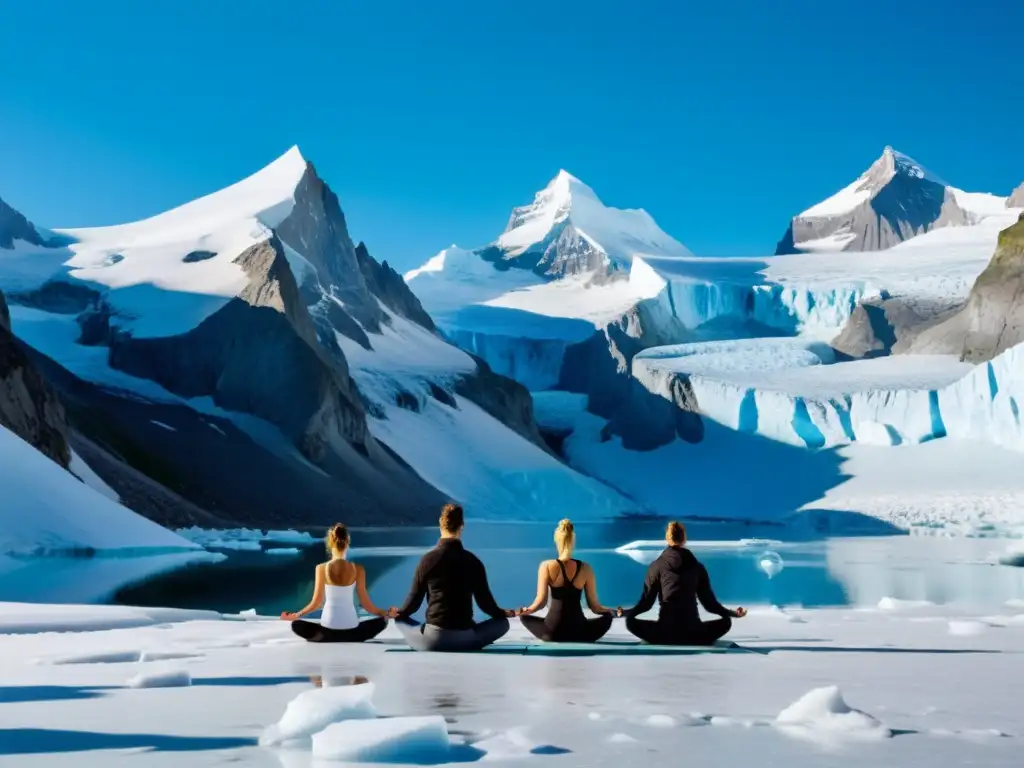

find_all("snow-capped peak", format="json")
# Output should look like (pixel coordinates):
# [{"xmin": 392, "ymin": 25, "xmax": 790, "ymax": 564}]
[
  {"xmin": 882, "ymin": 146, "xmax": 946, "ymax": 186},
  {"xmin": 60, "ymin": 146, "xmax": 310, "ymax": 244},
  {"xmin": 800, "ymin": 146, "xmax": 947, "ymax": 219},
  {"xmin": 493, "ymin": 171, "xmax": 691, "ymax": 267}
]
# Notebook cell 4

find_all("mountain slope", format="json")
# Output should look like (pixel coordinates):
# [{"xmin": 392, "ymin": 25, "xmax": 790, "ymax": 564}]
[
  {"xmin": 475, "ymin": 170, "xmax": 691, "ymax": 281},
  {"xmin": 1, "ymin": 152, "xmax": 626, "ymax": 524},
  {"xmin": 774, "ymin": 147, "xmax": 995, "ymax": 254}
]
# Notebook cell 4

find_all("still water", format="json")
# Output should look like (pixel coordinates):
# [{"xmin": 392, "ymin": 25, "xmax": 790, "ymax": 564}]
[{"xmin": 113, "ymin": 521, "xmax": 1024, "ymax": 615}]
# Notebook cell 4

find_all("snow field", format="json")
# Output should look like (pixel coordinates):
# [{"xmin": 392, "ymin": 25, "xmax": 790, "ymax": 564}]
[
  {"xmin": 2, "ymin": 598, "xmax": 1023, "ymax": 766},
  {"xmin": 0, "ymin": 423, "xmax": 200, "ymax": 557}
]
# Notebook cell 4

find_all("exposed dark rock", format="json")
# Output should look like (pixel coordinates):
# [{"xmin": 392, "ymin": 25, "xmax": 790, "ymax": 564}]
[
  {"xmin": 355, "ymin": 242, "xmax": 436, "ymax": 330},
  {"xmin": 0, "ymin": 289, "xmax": 70, "ymax": 468},
  {"xmin": 76, "ymin": 300, "xmax": 116, "ymax": 346},
  {"xmin": 183, "ymin": 250, "xmax": 217, "ymax": 263},
  {"xmin": 394, "ymin": 389, "xmax": 421, "ymax": 412},
  {"xmin": 275, "ymin": 164, "xmax": 384, "ymax": 333},
  {"xmin": 25, "ymin": 333, "xmax": 443, "ymax": 526},
  {"xmin": 428, "ymin": 382, "xmax": 457, "ymax": 408},
  {"xmin": 107, "ymin": 237, "xmax": 368, "ymax": 462},
  {"xmin": 10, "ymin": 280, "xmax": 102, "ymax": 315},
  {"xmin": 455, "ymin": 354, "xmax": 550, "ymax": 453},
  {"xmin": 0, "ymin": 197, "xmax": 47, "ymax": 249},
  {"xmin": 68, "ymin": 432, "xmax": 230, "ymax": 529}
]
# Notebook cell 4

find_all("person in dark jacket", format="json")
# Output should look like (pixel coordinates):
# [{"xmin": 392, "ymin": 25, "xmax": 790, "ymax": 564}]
[
  {"xmin": 621, "ymin": 521, "xmax": 747, "ymax": 645},
  {"xmin": 391, "ymin": 503, "xmax": 514, "ymax": 651}
]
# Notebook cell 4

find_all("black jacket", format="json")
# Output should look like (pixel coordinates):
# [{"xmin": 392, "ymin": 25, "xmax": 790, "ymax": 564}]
[
  {"xmin": 624, "ymin": 546, "xmax": 729, "ymax": 624},
  {"xmin": 396, "ymin": 538, "xmax": 505, "ymax": 629}
]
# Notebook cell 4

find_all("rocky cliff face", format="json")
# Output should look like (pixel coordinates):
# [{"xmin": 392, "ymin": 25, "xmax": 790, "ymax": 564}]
[
  {"xmin": 107, "ymin": 237, "xmax": 370, "ymax": 461},
  {"xmin": 908, "ymin": 213, "xmax": 1024, "ymax": 362},
  {"xmin": 0, "ymin": 288, "xmax": 71, "ymax": 468},
  {"xmin": 558, "ymin": 300, "xmax": 702, "ymax": 450},
  {"xmin": 776, "ymin": 148, "xmax": 971, "ymax": 254},
  {"xmin": 1009, "ymin": 183, "xmax": 1024, "ymax": 209},
  {"xmin": 0, "ymin": 197, "xmax": 48, "ymax": 249}
]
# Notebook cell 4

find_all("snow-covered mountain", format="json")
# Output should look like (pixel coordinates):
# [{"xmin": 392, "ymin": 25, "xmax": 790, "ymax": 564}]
[
  {"xmin": 0, "ymin": 153, "xmax": 632, "ymax": 527},
  {"xmin": 473, "ymin": 170, "xmax": 691, "ymax": 281},
  {"xmin": 775, "ymin": 147, "xmax": 1005, "ymax": 254}
]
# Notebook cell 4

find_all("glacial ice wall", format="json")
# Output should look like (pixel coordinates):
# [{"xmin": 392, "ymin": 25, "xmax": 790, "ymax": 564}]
[
  {"xmin": 444, "ymin": 329, "xmax": 569, "ymax": 391},
  {"xmin": 633, "ymin": 339, "xmax": 993, "ymax": 449},
  {"xmin": 438, "ymin": 255, "xmax": 870, "ymax": 390}
]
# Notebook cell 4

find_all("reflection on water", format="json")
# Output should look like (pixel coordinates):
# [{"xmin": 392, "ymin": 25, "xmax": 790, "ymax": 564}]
[{"xmin": 1, "ymin": 521, "xmax": 1017, "ymax": 613}]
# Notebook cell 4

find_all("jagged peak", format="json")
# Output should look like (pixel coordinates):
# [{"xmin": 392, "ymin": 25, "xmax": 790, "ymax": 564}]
[
  {"xmin": 799, "ymin": 146, "xmax": 948, "ymax": 219},
  {"xmin": 875, "ymin": 146, "xmax": 946, "ymax": 186}
]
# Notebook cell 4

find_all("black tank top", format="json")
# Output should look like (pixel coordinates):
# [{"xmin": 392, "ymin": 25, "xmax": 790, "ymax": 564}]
[{"xmin": 544, "ymin": 559, "xmax": 586, "ymax": 633}]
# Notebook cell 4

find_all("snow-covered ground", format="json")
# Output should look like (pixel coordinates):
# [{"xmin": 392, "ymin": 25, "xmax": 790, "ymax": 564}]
[
  {"xmin": 0, "ymin": 423, "xmax": 201, "ymax": 557},
  {"xmin": 1, "ymin": 594, "xmax": 1022, "ymax": 767}
]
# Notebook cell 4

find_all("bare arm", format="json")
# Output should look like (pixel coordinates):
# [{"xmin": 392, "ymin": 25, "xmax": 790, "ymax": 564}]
[
  {"xmin": 582, "ymin": 565, "xmax": 613, "ymax": 615},
  {"xmin": 281, "ymin": 564, "xmax": 326, "ymax": 620},
  {"xmin": 520, "ymin": 562, "xmax": 550, "ymax": 614},
  {"xmin": 355, "ymin": 565, "xmax": 386, "ymax": 617}
]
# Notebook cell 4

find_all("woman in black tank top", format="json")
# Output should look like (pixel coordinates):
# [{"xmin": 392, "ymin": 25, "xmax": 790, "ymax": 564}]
[{"xmin": 517, "ymin": 519, "xmax": 617, "ymax": 643}]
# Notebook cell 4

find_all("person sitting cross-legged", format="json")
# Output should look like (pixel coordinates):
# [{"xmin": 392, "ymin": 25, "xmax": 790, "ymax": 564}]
[
  {"xmin": 517, "ymin": 518, "xmax": 618, "ymax": 643},
  {"xmin": 391, "ymin": 503, "xmax": 514, "ymax": 652},
  {"xmin": 622, "ymin": 520, "xmax": 746, "ymax": 646}
]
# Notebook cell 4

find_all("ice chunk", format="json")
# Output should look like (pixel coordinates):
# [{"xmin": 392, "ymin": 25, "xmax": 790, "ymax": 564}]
[
  {"xmin": 259, "ymin": 682, "xmax": 377, "ymax": 746},
  {"xmin": 46, "ymin": 650, "xmax": 142, "ymax": 665},
  {"xmin": 948, "ymin": 620, "xmax": 987, "ymax": 636},
  {"xmin": 878, "ymin": 597, "xmax": 935, "ymax": 611},
  {"xmin": 127, "ymin": 669, "xmax": 192, "ymax": 688},
  {"xmin": 138, "ymin": 651, "xmax": 202, "ymax": 662},
  {"xmin": 265, "ymin": 548, "xmax": 301, "ymax": 557},
  {"xmin": 311, "ymin": 715, "xmax": 450, "ymax": 763},
  {"xmin": 776, "ymin": 686, "xmax": 891, "ymax": 741},
  {"xmin": 607, "ymin": 732, "xmax": 638, "ymax": 744}
]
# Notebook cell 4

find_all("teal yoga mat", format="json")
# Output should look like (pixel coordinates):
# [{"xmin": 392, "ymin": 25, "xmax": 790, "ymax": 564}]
[{"xmin": 384, "ymin": 641, "xmax": 756, "ymax": 656}]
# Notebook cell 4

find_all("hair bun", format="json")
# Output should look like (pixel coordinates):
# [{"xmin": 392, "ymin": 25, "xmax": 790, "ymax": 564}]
[{"xmin": 557, "ymin": 518, "xmax": 574, "ymax": 532}]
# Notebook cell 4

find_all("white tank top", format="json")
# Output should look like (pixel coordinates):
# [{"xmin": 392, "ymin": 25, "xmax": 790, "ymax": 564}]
[{"xmin": 320, "ymin": 566, "xmax": 359, "ymax": 630}]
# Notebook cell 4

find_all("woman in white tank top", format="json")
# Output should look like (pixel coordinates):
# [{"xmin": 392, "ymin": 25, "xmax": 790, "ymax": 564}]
[{"xmin": 282, "ymin": 524, "xmax": 390, "ymax": 643}]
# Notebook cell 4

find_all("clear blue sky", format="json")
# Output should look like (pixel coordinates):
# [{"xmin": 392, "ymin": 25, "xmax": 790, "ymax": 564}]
[{"xmin": 2, "ymin": 0, "xmax": 1021, "ymax": 269}]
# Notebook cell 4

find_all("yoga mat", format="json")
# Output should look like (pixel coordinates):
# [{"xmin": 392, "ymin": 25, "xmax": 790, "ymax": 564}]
[{"xmin": 384, "ymin": 641, "xmax": 758, "ymax": 656}]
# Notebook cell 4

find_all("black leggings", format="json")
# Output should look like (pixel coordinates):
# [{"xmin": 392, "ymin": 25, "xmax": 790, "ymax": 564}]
[
  {"xmin": 520, "ymin": 613, "xmax": 613, "ymax": 643},
  {"xmin": 625, "ymin": 616, "xmax": 732, "ymax": 646},
  {"xmin": 291, "ymin": 617, "xmax": 388, "ymax": 643}
]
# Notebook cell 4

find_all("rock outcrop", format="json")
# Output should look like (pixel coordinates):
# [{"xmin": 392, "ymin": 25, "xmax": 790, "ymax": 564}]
[
  {"xmin": 0, "ymin": 289, "xmax": 71, "ymax": 468},
  {"xmin": 910, "ymin": 212, "xmax": 1024, "ymax": 362},
  {"xmin": 108, "ymin": 237, "xmax": 370, "ymax": 461},
  {"xmin": 830, "ymin": 295, "xmax": 959, "ymax": 359},
  {"xmin": 0, "ymin": 197, "xmax": 48, "ymax": 249},
  {"xmin": 776, "ymin": 147, "xmax": 971, "ymax": 254},
  {"xmin": 1009, "ymin": 183, "xmax": 1024, "ymax": 209},
  {"xmin": 354, "ymin": 242, "xmax": 435, "ymax": 331}
]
